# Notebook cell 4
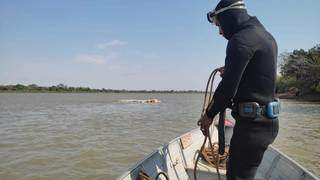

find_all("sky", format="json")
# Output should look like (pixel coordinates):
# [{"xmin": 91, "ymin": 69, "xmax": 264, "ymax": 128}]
[{"xmin": 0, "ymin": 0, "xmax": 319, "ymax": 90}]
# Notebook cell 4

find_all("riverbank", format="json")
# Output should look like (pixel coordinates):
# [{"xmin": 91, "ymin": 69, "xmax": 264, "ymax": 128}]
[
  {"xmin": 278, "ymin": 93, "xmax": 320, "ymax": 102},
  {"xmin": 0, "ymin": 90, "xmax": 204, "ymax": 94},
  {"xmin": 0, "ymin": 84, "xmax": 203, "ymax": 93}
]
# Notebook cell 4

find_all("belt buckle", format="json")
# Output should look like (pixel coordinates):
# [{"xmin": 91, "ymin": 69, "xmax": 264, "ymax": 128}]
[{"xmin": 238, "ymin": 102, "xmax": 260, "ymax": 118}]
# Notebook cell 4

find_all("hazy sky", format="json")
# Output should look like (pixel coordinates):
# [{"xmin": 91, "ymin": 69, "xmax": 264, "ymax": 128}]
[{"xmin": 1, "ymin": 0, "xmax": 319, "ymax": 90}]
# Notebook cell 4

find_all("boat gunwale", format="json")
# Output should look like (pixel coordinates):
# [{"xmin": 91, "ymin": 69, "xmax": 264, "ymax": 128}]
[
  {"xmin": 117, "ymin": 128, "xmax": 319, "ymax": 180},
  {"xmin": 268, "ymin": 146, "xmax": 319, "ymax": 180},
  {"xmin": 117, "ymin": 128, "xmax": 199, "ymax": 179}
]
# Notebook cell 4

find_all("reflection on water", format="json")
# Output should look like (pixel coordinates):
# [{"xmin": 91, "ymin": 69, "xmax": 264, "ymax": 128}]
[{"xmin": 0, "ymin": 93, "xmax": 319, "ymax": 179}]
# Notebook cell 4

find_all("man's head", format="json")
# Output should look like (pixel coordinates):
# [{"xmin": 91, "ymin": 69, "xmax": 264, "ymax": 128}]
[{"xmin": 207, "ymin": 0, "xmax": 250, "ymax": 39}]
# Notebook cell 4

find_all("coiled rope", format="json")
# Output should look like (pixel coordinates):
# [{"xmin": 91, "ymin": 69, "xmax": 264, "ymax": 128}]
[{"xmin": 194, "ymin": 67, "xmax": 227, "ymax": 180}]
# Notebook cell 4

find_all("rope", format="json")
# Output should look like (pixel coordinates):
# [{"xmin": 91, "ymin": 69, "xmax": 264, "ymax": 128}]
[
  {"xmin": 155, "ymin": 172, "xmax": 169, "ymax": 180},
  {"xmin": 138, "ymin": 171, "xmax": 169, "ymax": 180},
  {"xmin": 140, "ymin": 67, "xmax": 225, "ymax": 180},
  {"xmin": 202, "ymin": 143, "xmax": 229, "ymax": 169},
  {"xmin": 194, "ymin": 67, "xmax": 227, "ymax": 180}
]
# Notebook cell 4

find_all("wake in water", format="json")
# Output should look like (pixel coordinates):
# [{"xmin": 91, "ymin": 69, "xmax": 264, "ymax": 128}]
[{"xmin": 119, "ymin": 99, "xmax": 161, "ymax": 104}]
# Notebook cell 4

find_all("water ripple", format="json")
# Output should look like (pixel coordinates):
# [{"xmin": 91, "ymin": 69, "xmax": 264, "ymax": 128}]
[{"xmin": 0, "ymin": 93, "xmax": 319, "ymax": 179}]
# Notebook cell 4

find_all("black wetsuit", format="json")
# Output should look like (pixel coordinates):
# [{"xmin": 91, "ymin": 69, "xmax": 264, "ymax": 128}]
[{"xmin": 205, "ymin": 0, "xmax": 279, "ymax": 179}]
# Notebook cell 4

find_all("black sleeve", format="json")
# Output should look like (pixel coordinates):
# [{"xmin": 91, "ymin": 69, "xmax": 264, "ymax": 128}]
[{"xmin": 206, "ymin": 39, "xmax": 254, "ymax": 118}]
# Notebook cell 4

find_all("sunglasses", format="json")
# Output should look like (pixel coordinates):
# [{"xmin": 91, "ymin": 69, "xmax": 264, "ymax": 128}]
[{"xmin": 207, "ymin": 1, "xmax": 246, "ymax": 25}]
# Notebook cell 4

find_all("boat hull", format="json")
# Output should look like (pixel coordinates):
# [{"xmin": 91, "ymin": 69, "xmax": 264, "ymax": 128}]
[{"xmin": 118, "ymin": 127, "xmax": 319, "ymax": 180}]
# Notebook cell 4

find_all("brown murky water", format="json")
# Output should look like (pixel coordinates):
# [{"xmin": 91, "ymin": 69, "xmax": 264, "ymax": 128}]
[{"xmin": 0, "ymin": 93, "xmax": 319, "ymax": 179}]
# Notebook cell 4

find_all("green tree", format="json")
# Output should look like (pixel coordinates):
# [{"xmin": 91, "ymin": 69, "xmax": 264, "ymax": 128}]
[
  {"xmin": 15, "ymin": 84, "xmax": 26, "ymax": 91},
  {"xmin": 279, "ymin": 44, "xmax": 320, "ymax": 94}
]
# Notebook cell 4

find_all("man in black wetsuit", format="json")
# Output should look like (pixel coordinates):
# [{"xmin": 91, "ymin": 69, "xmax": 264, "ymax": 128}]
[{"xmin": 198, "ymin": 0, "xmax": 279, "ymax": 179}]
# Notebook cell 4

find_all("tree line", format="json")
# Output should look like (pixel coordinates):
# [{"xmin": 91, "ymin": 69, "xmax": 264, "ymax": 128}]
[
  {"xmin": 0, "ymin": 84, "xmax": 203, "ymax": 93},
  {"xmin": 2, "ymin": 45, "xmax": 319, "ymax": 95},
  {"xmin": 276, "ymin": 44, "xmax": 320, "ymax": 96}
]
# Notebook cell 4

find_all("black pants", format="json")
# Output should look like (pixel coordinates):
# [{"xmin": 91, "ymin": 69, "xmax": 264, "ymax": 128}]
[{"xmin": 226, "ymin": 112, "xmax": 279, "ymax": 180}]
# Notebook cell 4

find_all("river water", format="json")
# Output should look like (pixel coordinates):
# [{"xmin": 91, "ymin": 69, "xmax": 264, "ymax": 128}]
[{"xmin": 0, "ymin": 93, "xmax": 319, "ymax": 179}]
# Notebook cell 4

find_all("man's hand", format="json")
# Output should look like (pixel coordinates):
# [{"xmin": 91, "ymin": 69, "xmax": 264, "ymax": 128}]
[
  {"xmin": 197, "ymin": 114, "xmax": 213, "ymax": 136},
  {"xmin": 218, "ymin": 66, "xmax": 225, "ymax": 78}
]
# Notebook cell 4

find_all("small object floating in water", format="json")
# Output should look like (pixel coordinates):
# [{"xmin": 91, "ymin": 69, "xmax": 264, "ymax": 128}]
[
  {"xmin": 144, "ymin": 99, "xmax": 161, "ymax": 103},
  {"xmin": 120, "ymin": 99, "xmax": 161, "ymax": 104}
]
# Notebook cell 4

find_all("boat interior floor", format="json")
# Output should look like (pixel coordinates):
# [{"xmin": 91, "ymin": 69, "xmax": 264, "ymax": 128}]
[
  {"xmin": 186, "ymin": 158, "xmax": 267, "ymax": 180},
  {"xmin": 186, "ymin": 158, "xmax": 226, "ymax": 180}
]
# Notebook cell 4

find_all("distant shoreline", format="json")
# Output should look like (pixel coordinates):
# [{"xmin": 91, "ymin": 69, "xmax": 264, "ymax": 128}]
[
  {"xmin": 0, "ymin": 84, "xmax": 204, "ymax": 93},
  {"xmin": 2, "ymin": 84, "xmax": 319, "ymax": 101},
  {"xmin": 0, "ymin": 91, "xmax": 204, "ymax": 94},
  {"xmin": 277, "ymin": 93, "xmax": 320, "ymax": 102}
]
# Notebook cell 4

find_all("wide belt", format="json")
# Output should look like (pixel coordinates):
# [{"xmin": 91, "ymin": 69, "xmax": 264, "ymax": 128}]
[
  {"xmin": 233, "ymin": 100, "xmax": 280, "ymax": 119},
  {"xmin": 232, "ymin": 102, "xmax": 267, "ymax": 118}
]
